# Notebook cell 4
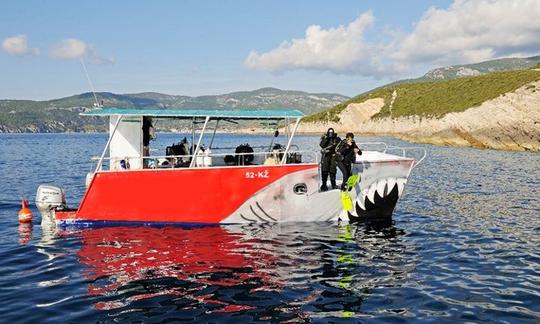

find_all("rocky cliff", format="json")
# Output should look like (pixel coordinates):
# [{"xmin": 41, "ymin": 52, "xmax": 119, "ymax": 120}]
[{"xmin": 298, "ymin": 81, "xmax": 540, "ymax": 152}]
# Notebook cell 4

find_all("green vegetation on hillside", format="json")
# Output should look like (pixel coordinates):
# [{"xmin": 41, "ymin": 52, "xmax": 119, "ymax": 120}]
[
  {"xmin": 305, "ymin": 69, "xmax": 540, "ymax": 122},
  {"xmin": 0, "ymin": 88, "xmax": 348, "ymax": 132}
]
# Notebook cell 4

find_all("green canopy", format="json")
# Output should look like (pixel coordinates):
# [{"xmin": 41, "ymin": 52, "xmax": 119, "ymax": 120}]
[{"xmin": 81, "ymin": 107, "xmax": 304, "ymax": 119}]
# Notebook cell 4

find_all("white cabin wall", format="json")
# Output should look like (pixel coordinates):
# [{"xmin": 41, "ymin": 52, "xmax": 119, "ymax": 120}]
[{"xmin": 109, "ymin": 116, "xmax": 143, "ymax": 170}]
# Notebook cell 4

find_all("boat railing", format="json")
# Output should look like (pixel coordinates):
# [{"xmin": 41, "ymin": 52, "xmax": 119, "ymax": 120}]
[
  {"xmin": 385, "ymin": 146, "xmax": 427, "ymax": 168},
  {"xmin": 91, "ymin": 149, "xmax": 319, "ymax": 171},
  {"xmin": 356, "ymin": 142, "xmax": 426, "ymax": 167},
  {"xmin": 357, "ymin": 142, "xmax": 389, "ymax": 152},
  {"xmin": 209, "ymin": 144, "xmax": 300, "ymax": 151},
  {"xmin": 89, "ymin": 142, "xmax": 425, "ymax": 172}
]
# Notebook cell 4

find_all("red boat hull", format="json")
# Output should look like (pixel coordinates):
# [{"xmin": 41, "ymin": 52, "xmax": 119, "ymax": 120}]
[{"xmin": 56, "ymin": 164, "xmax": 318, "ymax": 224}]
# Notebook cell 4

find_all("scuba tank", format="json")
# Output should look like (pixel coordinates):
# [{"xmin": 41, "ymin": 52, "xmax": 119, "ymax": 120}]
[
  {"xmin": 195, "ymin": 146, "xmax": 205, "ymax": 167},
  {"xmin": 204, "ymin": 148, "xmax": 212, "ymax": 167}
]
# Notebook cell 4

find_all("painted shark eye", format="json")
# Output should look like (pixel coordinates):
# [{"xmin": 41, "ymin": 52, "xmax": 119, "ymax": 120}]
[{"xmin": 293, "ymin": 183, "xmax": 307, "ymax": 195}]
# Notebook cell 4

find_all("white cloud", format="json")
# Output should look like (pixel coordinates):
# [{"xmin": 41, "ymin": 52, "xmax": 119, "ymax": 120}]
[
  {"xmin": 244, "ymin": 11, "xmax": 391, "ymax": 75},
  {"xmin": 49, "ymin": 38, "xmax": 114, "ymax": 64},
  {"xmin": 245, "ymin": 0, "xmax": 540, "ymax": 76},
  {"xmin": 392, "ymin": 0, "xmax": 540, "ymax": 65},
  {"xmin": 1, "ymin": 34, "xmax": 39, "ymax": 56},
  {"xmin": 49, "ymin": 38, "xmax": 87, "ymax": 59}
]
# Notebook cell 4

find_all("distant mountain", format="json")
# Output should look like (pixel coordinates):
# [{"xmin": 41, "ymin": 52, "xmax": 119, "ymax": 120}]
[
  {"xmin": 0, "ymin": 88, "xmax": 349, "ymax": 133},
  {"xmin": 419, "ymin": 56, "xmax": 540, "ymax": 81},
  {"xmin": 124, "ymin": 88, "xmax": 348, "ymax": 112},
  {"xmin": 45, "ymin": 87, "xmax": 348, "ymax": 113}
]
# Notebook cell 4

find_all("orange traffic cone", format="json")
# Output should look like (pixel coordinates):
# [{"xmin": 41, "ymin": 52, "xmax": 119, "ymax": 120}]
[{"xmin": 18, "ymin": 198, "xmax": 32, "ymax": 223}]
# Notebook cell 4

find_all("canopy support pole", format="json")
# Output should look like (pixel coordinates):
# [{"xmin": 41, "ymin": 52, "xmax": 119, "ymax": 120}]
[
  {"xmin": 281, "ymin": 117, "xmax": 301, "ymax": 165},
  {"xmin": 191, "ymin": 117, "xmax": 195, "ymax": 149},
  {"xmin": 190, "ymin": 116, "xmax": 210, "ymax": 168},
  {"xmin": 95, "ymin": 114, "xmax": 123, "ymax": 173},
  {"xmin": 208, "ymin": 119, "xmax": 220, "ymax": 149},
  {"xmin": 286, "ymin": 118, "xmax": 290, "ymax": 144}
]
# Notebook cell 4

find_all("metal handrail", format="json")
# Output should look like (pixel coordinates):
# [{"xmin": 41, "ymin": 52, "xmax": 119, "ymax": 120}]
[
  {"xmin": 356, "ymin": 142, "xmax": 388, "ymax": 150},
  {"xmin": 91, "ymin": 150, "xmax": 318, "ymax": 170},
  {"xmin": 208, "ymin": 144, "xmax": 299, "ymax": 151},
  {"xmin": 90, "ymin": 141, "xmax": 425, "ymax": 171},
  {"xmin": 356, "ymin": 143, "xmax": 427, "ymax": 167},
  {"xmin": 385, "ymin": 146, "xmax": 427, "ymax": 168},
  {"xmin": 91, "ymin": 150, "xmax": 315, "ymax": 160},
  {"xmin": 356, "ymin": 142, "xmax": 388, "ymax": 152}
]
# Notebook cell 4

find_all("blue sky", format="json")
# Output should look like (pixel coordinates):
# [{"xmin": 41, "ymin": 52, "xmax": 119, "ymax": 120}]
[{"xmin": 1, "ymin": 0, "xmax": 539, "ymax": 100}]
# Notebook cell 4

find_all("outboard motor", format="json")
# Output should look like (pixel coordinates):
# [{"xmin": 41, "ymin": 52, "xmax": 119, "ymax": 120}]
[{"xmin": 35, "ymin": 184, "xmax": 66, "ymax": 220}]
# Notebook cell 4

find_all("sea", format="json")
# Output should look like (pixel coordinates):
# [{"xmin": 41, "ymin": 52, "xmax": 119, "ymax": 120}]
[{"xmin": 0, "ymin": 133, "xmax": 539, "ymax": 323}]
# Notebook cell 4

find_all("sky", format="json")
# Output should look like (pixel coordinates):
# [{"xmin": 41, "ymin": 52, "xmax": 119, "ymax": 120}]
[{"xmin": 1, "ymin": 0, "xmax": 540, "ymax": 100}]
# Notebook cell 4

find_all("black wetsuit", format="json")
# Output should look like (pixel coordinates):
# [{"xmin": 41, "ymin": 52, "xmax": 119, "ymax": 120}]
[
  {"xmin": 142, "ymin": 117, "xmax": 152, "ymax": 147},
  {"xmin": 335, "ymin": 140, "xmax": 361, "ymax": 190},
  {"xmin": 319, "ymin": 134, "xmax": 341, "ymax": 189}
]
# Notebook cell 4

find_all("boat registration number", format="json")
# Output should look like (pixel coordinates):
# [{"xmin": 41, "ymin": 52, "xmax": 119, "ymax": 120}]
[{"xmin": 245, "ymin": 170, "xmax": 269, "ymax": 179}]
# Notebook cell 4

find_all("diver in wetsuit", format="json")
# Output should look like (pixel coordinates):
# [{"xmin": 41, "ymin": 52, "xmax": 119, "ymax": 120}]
[
  {"xmin": 335, "ymin": 132, "xmax": 361, "ymax": 191},
  {"xmin": 319, "ymin": 128, "xmax": 341, "ymax": 191},
  {"xmin": 142, "ymin": 117, "xmax": 153, "ymax": 157}
]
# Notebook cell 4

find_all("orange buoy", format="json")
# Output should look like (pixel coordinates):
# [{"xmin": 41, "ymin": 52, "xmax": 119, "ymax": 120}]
[{"xmin": 18, "ymin": 198, "xmax": 33, "ymax": 223}]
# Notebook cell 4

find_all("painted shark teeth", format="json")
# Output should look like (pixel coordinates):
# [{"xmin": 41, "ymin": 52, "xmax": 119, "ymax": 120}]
[
  {"xmin": 397, "ymin": 178, "xmax": 407, "ymax": 196},
  {"xmin": 357, "ymin": 189, "xmax": 367, "ymax": 210},
  {"xmin": 387, "ymin": 177, "xmax": 397, "ymax": 194},
  {"xmin": 376, "ymin": 180, "xmax": 387, "ymax": 198},
  {"xmin": 354, "ymin": 177, "xmax": 407, "ymax": 211},
  {"xmin": 348, "ymin": 203, "xmax": 358, "ymax": 217},
  {"xmin": 367, "ymin": 185, "xmax": 377, "ymax": 205}
]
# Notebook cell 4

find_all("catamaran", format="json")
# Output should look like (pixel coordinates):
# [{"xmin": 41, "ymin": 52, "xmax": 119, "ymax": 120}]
[{"xmin": 35, "ymin": 107, "xmax": 425, "ymax": 225}]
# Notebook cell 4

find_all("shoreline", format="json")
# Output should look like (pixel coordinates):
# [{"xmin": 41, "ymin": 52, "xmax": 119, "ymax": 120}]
[
  {"xmin": 295, "ymin": 130, "xmax": 539, "ymax": 152},
  {"xmin": 1, "ymin": 129, "xmax": 539, "ymax": 152}
]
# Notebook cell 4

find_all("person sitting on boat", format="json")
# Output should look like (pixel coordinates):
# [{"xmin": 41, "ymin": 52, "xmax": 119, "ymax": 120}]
[
  {"xmin": 334, "ymin": 132, "xmax": 361, "ymax": 191},
  {"xmin": 320, "ymin": 128, "xmax": 340, "ymax": 191}
]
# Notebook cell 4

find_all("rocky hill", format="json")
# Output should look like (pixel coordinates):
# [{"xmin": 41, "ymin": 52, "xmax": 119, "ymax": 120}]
[
  {"xmin": 379, "ymin": 56, "xmax": 540, "ymax": 89},
  {"xmin": 0, "ymin": 88, "xmax": 348, "ymax": 133},
  {"xmin": 420, "ymin": 56, "xmax": 540, "ymax": 81},
  {"xmin": 302, "ymin": 65, "xmax": 540, "ymax": 152}
]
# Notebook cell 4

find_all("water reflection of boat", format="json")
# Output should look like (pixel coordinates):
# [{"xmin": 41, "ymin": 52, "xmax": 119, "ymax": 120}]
[
  {"xmin": 63, "ymin": 222, "xmax": 413, "ymax": 317},
  {"xmin": 69, "ymin": 225, "xmax": 283, "ymax": 311}
]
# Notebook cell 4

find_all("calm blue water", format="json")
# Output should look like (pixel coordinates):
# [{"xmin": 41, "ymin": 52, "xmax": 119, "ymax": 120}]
[{"xmin": 0, "ymin": 133, "xmax": 539, "ymax": 323}]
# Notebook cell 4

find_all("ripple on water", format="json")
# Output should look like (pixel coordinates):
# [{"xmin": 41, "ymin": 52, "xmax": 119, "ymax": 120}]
[{"xmin": 0, "ymin": 134, "xmax": 539, "ymax": 322}]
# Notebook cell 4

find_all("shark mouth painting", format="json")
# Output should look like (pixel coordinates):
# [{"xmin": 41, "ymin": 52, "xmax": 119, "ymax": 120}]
[{"xmin": 348, "ymin": 177, "xmax": 408, "ymax": 221}]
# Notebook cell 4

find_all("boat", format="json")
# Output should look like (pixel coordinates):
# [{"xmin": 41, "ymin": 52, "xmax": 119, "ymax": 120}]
[{"xmin": 35, "ymin": 107, "xmax": 425, "ymax": 225}]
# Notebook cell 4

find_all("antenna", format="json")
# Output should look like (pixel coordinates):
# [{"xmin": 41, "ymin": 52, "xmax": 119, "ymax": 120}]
[{"xmin": 80, "ymin": 58, "xmax": 102, "ymax": 108}]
